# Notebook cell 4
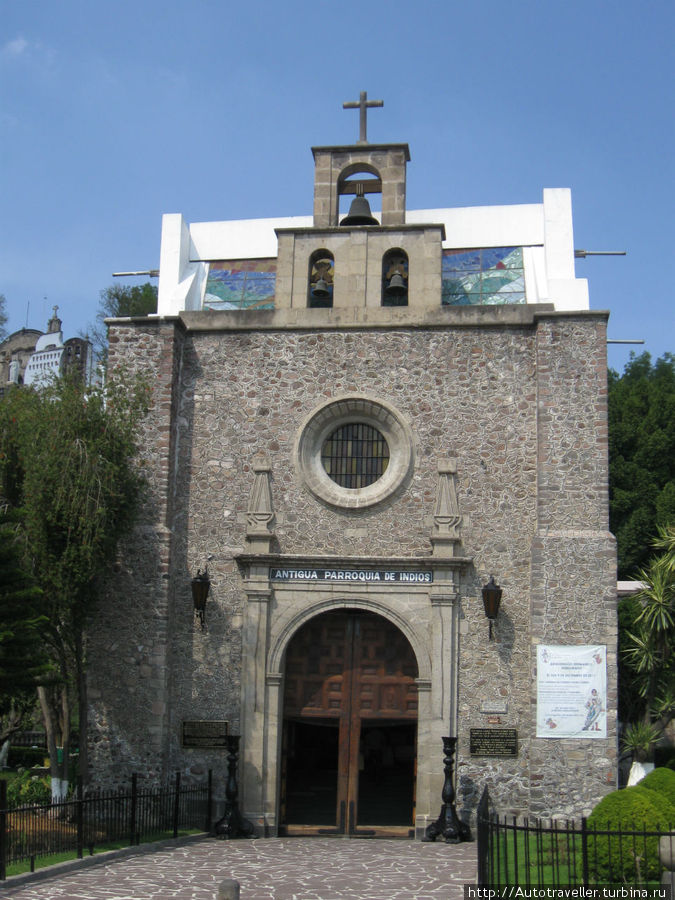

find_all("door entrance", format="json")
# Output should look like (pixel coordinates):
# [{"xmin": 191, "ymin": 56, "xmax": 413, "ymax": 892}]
[{"xmin": 280, "ymin": 610, "xmax": 418, "ymax": 836}]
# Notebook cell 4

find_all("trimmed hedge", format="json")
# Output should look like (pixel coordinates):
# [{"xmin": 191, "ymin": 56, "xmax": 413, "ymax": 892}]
[
  {"xmin": 639, "ymin": 766, "xmax": 675, "ymax": 808},
  {"xmin": 587, "ymin": 785, "xmax": 675, "ymax": 882},
  {"xmin": 7, "ymin": 746, "xmax": 46, "ymax": 769}
]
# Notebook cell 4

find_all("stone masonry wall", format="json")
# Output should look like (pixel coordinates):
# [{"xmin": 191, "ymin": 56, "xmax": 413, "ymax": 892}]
[
  {"xmin": 87, "ymin": 321, "xmax": 184, "ymax": 784},
  {"xmin": 87, "ymin": 309, "xmax": 616, "ymax": 817}
]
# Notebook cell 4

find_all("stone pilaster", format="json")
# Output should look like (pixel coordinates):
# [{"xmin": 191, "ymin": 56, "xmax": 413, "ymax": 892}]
[{"xmin": 528, "ymin": 313, "xmax": 618, "ymax": 815}]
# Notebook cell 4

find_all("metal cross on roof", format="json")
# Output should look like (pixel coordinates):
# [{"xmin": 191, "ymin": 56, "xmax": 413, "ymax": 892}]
[{"xmin": 343, "ymin": 91, "xmax": 383, "ymax": 143}]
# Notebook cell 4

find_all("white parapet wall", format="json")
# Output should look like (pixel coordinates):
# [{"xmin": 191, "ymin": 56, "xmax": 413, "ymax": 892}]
[{"xmin": 156, "ymin": 188, "xmax": 588, "ymax": 317}]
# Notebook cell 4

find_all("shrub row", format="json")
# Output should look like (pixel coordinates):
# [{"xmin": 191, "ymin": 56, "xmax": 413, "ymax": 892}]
[
  {"xmin": 6, "ymin": 747, "xmax": 46, "ymax": 769},
  {"xmin": 3, "ymin": 769, "xmax": 52, "ymax": 809},
  {"xmin": 587, "ymin": 767, "xmax": 675, "ymax": 882}
]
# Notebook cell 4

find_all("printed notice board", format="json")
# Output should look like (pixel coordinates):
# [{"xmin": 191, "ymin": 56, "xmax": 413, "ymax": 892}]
[{"xmin": 536, "ymin": 645, "xmax": 607, "ymax": 738}]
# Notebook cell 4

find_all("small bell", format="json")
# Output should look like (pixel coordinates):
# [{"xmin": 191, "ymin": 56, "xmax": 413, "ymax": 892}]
[
  {"xmin": 386, "ymin": 272, "xmax": 407, "ymax": 296},
  {"xmin": 311, "ymin": 277, "xmax": 330, "ymax": 300}
]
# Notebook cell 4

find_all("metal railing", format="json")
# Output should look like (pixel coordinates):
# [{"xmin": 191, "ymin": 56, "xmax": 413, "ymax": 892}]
[
  {"xmin": 7, "ymin": 732, "xmax": 48, "ymax": 749},
  {"xmin": 0, "ymin": 770, "xmax": 212, "ymax": 879},
  {"xmin": 477, "ymin": 787, "xmax": 675, "ymax": 887}
]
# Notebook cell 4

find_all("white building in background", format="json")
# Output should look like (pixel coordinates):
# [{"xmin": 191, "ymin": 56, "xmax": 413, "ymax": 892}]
[{"xmin": 1, "ymin": 307, "xmax": 97, "ymax": 390}]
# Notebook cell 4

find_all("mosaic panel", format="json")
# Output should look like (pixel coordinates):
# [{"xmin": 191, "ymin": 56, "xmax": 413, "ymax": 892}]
[
  {"xmin": 442, "ymin": 247, "xmax": 525, "ymax": 306},
  {"xmin": 203, "ymin": 259, "xmax": 276, "ymax": 311}
]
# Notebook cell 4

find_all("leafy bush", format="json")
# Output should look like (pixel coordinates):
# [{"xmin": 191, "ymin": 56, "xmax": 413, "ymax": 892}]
[
  {"xmin": 587, "ymin": 785, "xmax": 675, "ymax": 882},
  {"xmin": 621, "ymin": 721, "xmax": 661, "ymax": 762},
  {"xmin": 639, "ymin": 766, "xmax": 675, "ymax": 808},
  {"xmin": 8, "ymin": 746, "xmax": 46, "ymax": 769},
  {"xmin": 5, "ymin": 770, "xmax": 51, "ymax": 809}
]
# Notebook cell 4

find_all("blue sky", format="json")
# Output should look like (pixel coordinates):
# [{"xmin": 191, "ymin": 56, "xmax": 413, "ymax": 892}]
[{"xmin": 1, "ymin": 0, "xmax": 672, "ymax": 372}]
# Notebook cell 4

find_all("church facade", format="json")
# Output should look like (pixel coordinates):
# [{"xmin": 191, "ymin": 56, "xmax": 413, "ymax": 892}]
[
  {"xmin": 90, "ymin": 107, "xmax": 617, "ymax": 836},
  {"xmin": 0, "ymin": 308, "xmax": 95, "ymax": 394}
]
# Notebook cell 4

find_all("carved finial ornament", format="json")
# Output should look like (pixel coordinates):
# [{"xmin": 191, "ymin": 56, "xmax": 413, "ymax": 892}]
[
  {"xmin": 246, "ymin": 458, "xmax": 275, "ymax": 552},
  {"xmin": 431, "ymin": 458, "xmax": 462, "ymax": 558}
]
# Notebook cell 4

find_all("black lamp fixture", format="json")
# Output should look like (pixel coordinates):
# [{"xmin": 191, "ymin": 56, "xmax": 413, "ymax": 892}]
[
  {"xmin": 191, "ymin": 568, "xmax": 211, "ymax": 629},
  {"xmin": 481, "ymin": 576, "xmax": 502, "ymax": 641}
]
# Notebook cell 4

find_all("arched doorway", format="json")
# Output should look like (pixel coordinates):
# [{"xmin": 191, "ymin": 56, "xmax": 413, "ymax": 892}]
[{"xmin": 280, "ymin": 609, "xmax": 418, "ymax": 836}]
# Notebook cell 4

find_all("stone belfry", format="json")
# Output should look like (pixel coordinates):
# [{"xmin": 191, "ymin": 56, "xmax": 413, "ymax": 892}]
[
  {"xmin": 274, "ymin": 91, "xmax": 444, "ymax": 312},
  {"xmin": 314, "ymin": 90, "xmax": 406, "ymax": 227}
]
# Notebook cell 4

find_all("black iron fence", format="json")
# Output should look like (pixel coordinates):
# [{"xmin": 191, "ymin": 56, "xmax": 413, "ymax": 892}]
[
  {"xmin": 9, "ymin": 732, "xmax": 80, "ymax": 749},
  {"xmin": 7, "ymin": 732, "xmax": 48, "ymax": 749},
  {"xmin": 0, "ymin": 770, "xmax": 212, "ymax": 880},
  {"xmin": 477, "ymin": 787, "xmax": 675, "ymax": 886}
]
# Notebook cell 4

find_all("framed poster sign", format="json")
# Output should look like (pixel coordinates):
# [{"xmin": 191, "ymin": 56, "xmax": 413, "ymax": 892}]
[{"xmin": 536, "ymin": 645, "xmax": 606, "ymax": 739}]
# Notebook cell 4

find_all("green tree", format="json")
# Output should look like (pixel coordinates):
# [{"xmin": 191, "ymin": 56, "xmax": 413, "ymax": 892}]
[
  {"xmin": 609, "ymin": 352, "xmax": 675, "ymax": 577},
  {"xmin": 0, "ymin": 372, "xmax": 150, "ymax": 795},
  {"xmin": 88, "ymin": 283, "xmax": 157, "ymax": 361},
  {"xmin": 620, "ymin": 528, "xmax": 675, "ymax": 742},
  {"xmin": 0, "ymin": 506, "xmax": 49, "ymax": 751},
  {"xmin": 653, "ymin": 522, "xmax": 675, "ymax": 571}
]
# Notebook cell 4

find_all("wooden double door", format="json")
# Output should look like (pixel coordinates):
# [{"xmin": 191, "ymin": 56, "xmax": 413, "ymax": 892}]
[{"xmin": 281, "ymin": 610, "xmax": 418, "ymax": 836}]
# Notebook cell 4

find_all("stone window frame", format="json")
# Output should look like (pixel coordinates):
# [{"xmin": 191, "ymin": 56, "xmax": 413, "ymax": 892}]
[{"xmin": 295, "ymin": 395, "xmax": 414, "ymax": 509}]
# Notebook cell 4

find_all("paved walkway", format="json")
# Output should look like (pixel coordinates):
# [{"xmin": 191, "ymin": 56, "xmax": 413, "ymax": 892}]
[{"xmin": 1, "ymin": 836, "xmax": 477, "ymax": 900}]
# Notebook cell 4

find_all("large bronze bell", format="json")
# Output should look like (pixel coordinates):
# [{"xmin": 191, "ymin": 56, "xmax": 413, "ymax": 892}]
[{"xmin": 340, "ymin": 193, "xmax": 379, "ymax": 226}]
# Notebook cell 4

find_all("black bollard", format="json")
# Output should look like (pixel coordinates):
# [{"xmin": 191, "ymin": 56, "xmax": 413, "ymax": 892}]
[
  {"xmin": 422, "ymin": 736, "xmax": 471, "ymax": 843},
  {"xmin": 214, "ymin": 735, "xmax": 257, "ymax": 839}
]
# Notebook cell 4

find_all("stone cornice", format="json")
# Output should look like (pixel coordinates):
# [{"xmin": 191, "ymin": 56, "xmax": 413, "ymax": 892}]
[
  {"xmin": 274, "ymin": 223, "xmax": 445, "ymax": 238},
  {"xmin": 311, "ymin": 143, "xmax": 411, "ymax": 160},
  {"xmin": 176, "ymin": 304, "xmax": 560, "ymax": 334},
  {"xmin": 236, "ymin": 552, "xmax": 472, "ymax": 570},
  {"xmin": 104, "ymin": 306, "xmax": 611, "ymax": 334}
]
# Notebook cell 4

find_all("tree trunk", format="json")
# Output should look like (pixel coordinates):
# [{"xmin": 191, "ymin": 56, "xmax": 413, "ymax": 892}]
[
  {"xmin": 38, "ymin": 684, "xmax": 71, "ymax": 804},
  {"xmin": 75, "ymin": 628, "xmax": 89, "ymax": 788},
  {"xmin": 0, "ymin": 699, "xmax": 32, "ymax": 745}
]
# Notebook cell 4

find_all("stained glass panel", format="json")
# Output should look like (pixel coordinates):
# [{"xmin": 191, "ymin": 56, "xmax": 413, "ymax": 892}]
[
  {"xmin": 204, "ymin": 259, "xmax": 276, "ymax": 311},
  {"xmin": 442, "ymin": 247, "xmax": 525, "ymax": 306}
]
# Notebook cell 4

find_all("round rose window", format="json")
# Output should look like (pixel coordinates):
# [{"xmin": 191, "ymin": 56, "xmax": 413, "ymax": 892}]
[{"xmin": 295, "ymin": 396, "xmax": 413, "ymax": 509}]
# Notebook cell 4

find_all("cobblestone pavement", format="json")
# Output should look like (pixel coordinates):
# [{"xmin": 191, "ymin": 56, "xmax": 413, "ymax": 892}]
[{"xmin": 1, "ymin": 837, "xmax": 477, "ymax": 900}]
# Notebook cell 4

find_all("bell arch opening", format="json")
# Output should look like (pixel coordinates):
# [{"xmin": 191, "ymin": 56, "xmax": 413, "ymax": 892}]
[
  {"xmin": 308, "ymin": 249, "xmax": 334, "ymax": 308},
  {"xmin": 382, "ymin": 248, "xmax": 409, "ymax": 307},
  {"xmin": 337, "ymin": 164, "xmax": 382, "ymax": 224}
]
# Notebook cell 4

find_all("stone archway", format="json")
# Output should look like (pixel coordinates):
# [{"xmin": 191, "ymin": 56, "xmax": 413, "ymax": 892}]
[
  {"xmin": 238, "ymin": 560, "xmax": 464, "ymax": 839},
  {"xmin": 279, "ymin": 608, "xmax": 419, "ymax": 837}
]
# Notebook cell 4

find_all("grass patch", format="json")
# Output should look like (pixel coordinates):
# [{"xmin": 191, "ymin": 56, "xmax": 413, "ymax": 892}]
[
  {"xmin": 4, "ymin": 829, "xmax": 202, "ymax": 877},
  {"xmin": 488, "ymin": 825, "xmax": 668, "ymax": 887},
  {"xmin": 490, "ymin": 827, "xmax": 582, "ymax": 885}
]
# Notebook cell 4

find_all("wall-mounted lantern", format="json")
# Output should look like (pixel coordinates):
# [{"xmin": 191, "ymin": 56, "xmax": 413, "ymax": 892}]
[
  {"xmin": 191, "ymin": 568, "xmax": 211, "ymax": 629},
  {"xmin": 481, "ymin": 576, "xmax": 502, "ymax": 641}
]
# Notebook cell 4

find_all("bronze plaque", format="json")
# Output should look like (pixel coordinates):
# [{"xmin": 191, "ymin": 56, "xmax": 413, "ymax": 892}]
[
  {"xmin": 181, "ymin": 720, "xmax": 228, "ymax": 749},
  {"xmin": 469, "ymin": 728, "xmax": 518, "ymax": 757}
]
